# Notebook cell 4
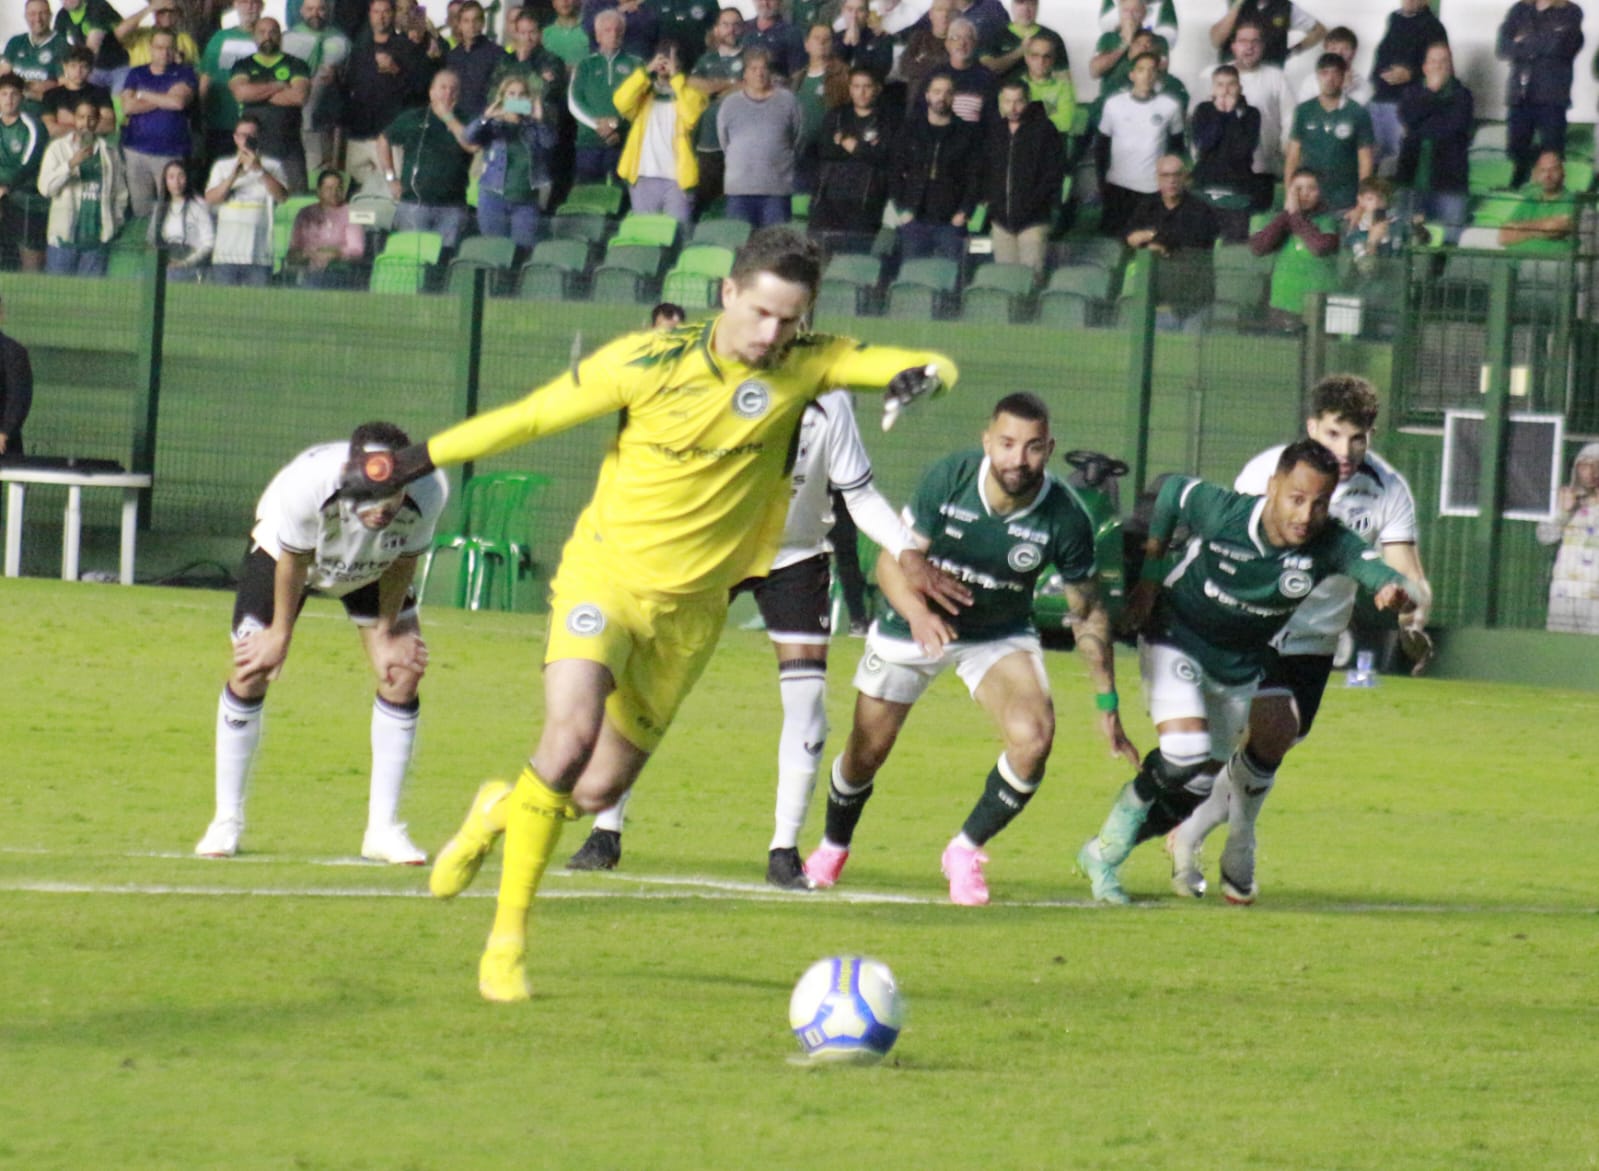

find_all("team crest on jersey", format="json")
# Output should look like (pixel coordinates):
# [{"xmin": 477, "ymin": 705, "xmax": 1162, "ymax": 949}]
[
  {"xmin": 1172, "ymin": 657, "xmax": 1199, "ymax": 683},
  {"xmin": 567, "ymin": 604, "xmax": 607, "ymax": 636},
  {"xmin": 1334, "ymin": 122, "xmax": 1352, "ymax": 140},
  {"xmin": 1008, "ymin": 542, "xmax": 1043, "ymax": 572},
  {"xmin": 731, "ymin": 379, "xmax": 771, "ymax": 419},
  {"xmin": 1278, "ymin": 569, "xmax": 1314, "ymax": 598}
]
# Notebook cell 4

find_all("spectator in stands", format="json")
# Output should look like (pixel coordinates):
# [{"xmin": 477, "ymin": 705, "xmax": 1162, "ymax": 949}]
[
  {"xmin": 1191, "ymin": 64, "xmax": 1261, "ymax": 240},
  {"xmin": 585, "ymin": 0, "xmax": 660, "ymax": 63},
  {"xmin": 396, "ymin": 0, "xmax": 447, "ymax": 62},
  {"xmin": 811, "ymin": 65, "xmax": 892, "ymax": 251},
  {"xmin": 897, "ymin": 0, "xmax": 952, "ymax": 100},
  {"xmin": 445, "ymin": 0, "xmax": 499, "ymax": 119},
  {"xmin": 834, "ymin": 0, "xmax": 893, "ymax": 83},
  {"xmin": 792, "ymin": 25, "xmax": 849, "ymax": 196},
  {"xmin": 380, "ymin": 68, "xmax": 477, "ymax": 249},
  {"xmin": 340, "ymin": 0, "xmax": 431, "ymax": 193},
  {"xmin": 982, "ymin": 0, "xmax": 1066, "ymax": 84},
  {"xmin": 570, "ymin": 9, "xmax": 640, "ymax": 182},
  {"xmin": 1249, "ymin": 166, "xmax": 1339, "ymax": 330},
  {"xmin": 0, "ymin": 74, "xmax": 49, "ymax": 273},
  {"xmin": 543, "ymin": 0, "xmax": 591, "ymax": 72},
  {"xmin": 743, "ymin": 0, "xmax": 804, "ymax": 76},
  {"xmin": 229, "ymin": 19, "xmax": 312, "ymax": 192},
  {"xmin": 1537, "ymin": 443, "xmax": 1599, "ymax": 634},
  {"xmin": 1499, "ymin": 148, "xmax": 1577, "ymax": 251},
  {"xmin": 1497, "ymin": 0, "xmax": 1586, "ymax": 190},
  {"xmin": 1090, "ymin": 0, "xmax": 1157, "ymax": 86},
  {"xmin": 288, "ymin": 167, "xmax": 365, "ymax": 285},
  {"xmin": 1202, "ymin": 20, "xmax": 1295, "ymax": 210},
  {"xmin": 38, "ymin": 96, "xmax": 126, "ymax": 276},
  {"xmin": 1098, "ymin": 28, "xmax": 1186, "ymax": 109},
  {"xmin": 654, "ymin": 0, "xmax": 713, "ymax": 72},
  {"xmin": 688, "ymin": 7, "xmax": 744, "ymax": 216},
  {"xmin": 0, "ymin": 292, "xmax": 31, "ymax": 458},
  {"xmin": 55, "ymin": 0, "xmax": 128, "ymax": 85},
  {"xmin": 1396, "ymin": 41, "xmax": 1472, "ymax": 242},
  {"xmin": 718, "ymin": 46, "xmax": 803, "ymax": 228},
  {"xmin": 1211, "ymin": 0, "xmax": 1326, "ymax": 67},
  {"xmin": 932, "ymin": 18, "xmax": 996, "ymax": 126},
  {"xmin": 1126, "ymin": 154, "xmax": 1220, "ymax": 327},
  {"xmin": 890, "ymin": 70, "xmax": 980, "ymax": 262},
  {"xmin": 1096, "ymin": 0, "xmax": 1175, "ymax": 36},
  {"xmin": 1369, "ymin": 0, "xmax": 1448, "ymax": 173},
  {"xmin": 650, "ymin": 301, "xmax": 686, "ymax": 328},
  {"xmin": 1285, "ymin": 53, "xmax": 1373, "ymax": 213},
  {"xmin": 117, "ymin": 0, "xmax": 201, "ymax": 68},
  {"xmin": 147, "ymin": 158, "xmax": 214, "ymax": 282},
  {"xmin": 1020, "ymin": 36, "xmax": 1074, "ymax": 139},
  {"xmin": 1341, "ymin": 176, "xmax": 1420, "ymax": 278},
  {"xmin": 491, "ymin": 11, "xmax": 568, "ymax": 101},
  {"xmin": 1296, "ymin": 26, "xmax": 1371, "ymax": 106},
  {"xmin": 204, "ymin": 114, "xmax": 287, "ymax": 284},
  {"xmin": 41, "ymin": 47, "xmax": 115, "ymax": 140},
  {"xmin": 468, "ymin": 76, "xmax": 557, "ymax": 251},
  {"xmin": 284, "ymin": 0, "xmax": 352, "ymax": 182},
  {"xmin": 908, "ymin": 0, "xmax": 1009, "ymax": 58},
  {"xmin": 613, "ymin": 42, "xmax": 706, "ymax": 228},
  {"xmin": 1095, "ymin": 52, "xmax": 1184, "ymax": 238},
  {"xmin": 200, "ymin": 0, "xmax": 266, "ymax": 163},
  {"xmin": 120, "ymin": 33, "xmax": 198, "ymax": 218},
  {"xmin": 982, "ymin": 78, "xmax": 1065, "ymax": 279},
  {"xmin": 3, "ymin": 0, "xmax": 70, "ymax": 118}
]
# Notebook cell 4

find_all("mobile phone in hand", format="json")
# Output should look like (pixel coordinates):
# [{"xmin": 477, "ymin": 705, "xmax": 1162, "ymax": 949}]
[{"xmin": 504, "ymin": 97, "xmax": 533, "ymax": 115}]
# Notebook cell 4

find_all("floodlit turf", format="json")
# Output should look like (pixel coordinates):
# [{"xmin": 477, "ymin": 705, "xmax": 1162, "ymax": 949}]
[{"xmin": 2, "ymin": 577, "xmax": 1596, "ymax": 1170}]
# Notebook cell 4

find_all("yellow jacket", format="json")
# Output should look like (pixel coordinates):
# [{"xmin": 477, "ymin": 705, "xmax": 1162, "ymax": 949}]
[{"xmin": 613, "ymin": 68, "xmax": 709, "ymax": 190}]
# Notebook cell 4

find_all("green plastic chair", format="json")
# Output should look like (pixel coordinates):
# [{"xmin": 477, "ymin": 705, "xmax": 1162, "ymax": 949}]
[
  {"xmin": 560, "ymin": 182, "xmax": 624, "ymax": 215},
  {"xmin": 887, "ymin": 257, "xmax": 960, "ymax": 318},
  {"xmin": 272, "ymin": 195, "xmax": 318, "ymax": 272},
  {"xmin": 962, "ymin": 262, "xmax": 1035, "ymax": 322},
  {"xmin": 661, "ymin": 244, "xmax": 735, "ymax": 307},
  {"xmin": 548, "ymin": 211, "xmax": 611, "ymax": 249},
  {"xmin": 1044, "ymin": 263, "xmax": 1112, "ymax": 300},
  {"xmin": 518, "ymin": 238, "xmax": 592, "ymax": 299},
  {"xmin": 368, "ymin": 256, "xmax": 428, "ymax": 293},
  {"xmin": 690, "ymin": 217, "xmax": 751, "ymax": 249},
  {"xmin": 377, "ymin": 230, "xmax": 444, "ymax": 264},
  {"xmin": 610, "ymin": 211, "xmax": 681, "ymax": 250},
  {"xmin": 590, "ymin": 243, "xmax": 664, "ymax": 303},
  {"xmin": 448, "ymin": 235, "xmax": 519, "ymax": 295},
  {"xmin": 1036, "ymin": 290, "xmax": 1094, "ymax": 327},
  {"xmin": 419, "ymin": 471, "xmax": 553, "ymax": 610}
]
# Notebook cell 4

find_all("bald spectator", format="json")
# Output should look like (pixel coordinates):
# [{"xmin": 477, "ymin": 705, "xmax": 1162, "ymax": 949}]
[
  {"xmin": 1127, "ymin": 155, "xmax": 1221, "ymax": 327},
  {"xmin": 3, "ymin": 0, "xmax": 71, "ymax": 119},
  {"xmin": 200, "ymin": 0, "xmax": 266, "ymax": 162},
  {"xmin": 1499, "ymin": 150, "xmax": 1577, "ymax": 252},
  {"xmin": 568, "ymin": 8, "xmax": 640, "ymax": 181},
  {"xmin": 1497, "ymin": 0, "xmax": 1585, "ymax": 189},
  {"xmin": 229, "ymin": 18, "xmax": 312, "ymax": 192},
  {"xmin": 379, "ymin": 68, "xmax": 478, "ymax": 249}
]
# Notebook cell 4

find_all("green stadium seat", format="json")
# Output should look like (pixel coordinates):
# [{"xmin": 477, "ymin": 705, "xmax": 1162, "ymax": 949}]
[
  {"xmin": 1472, "ymin": 122, "xmax": 1507, "ymax": 152},
  {"xmin": 517, "ymin": 238, "xmax": 591, "ymax": 299},
  {"xmin": 660, "ymin": 244, "xmax": 735, "ymax": 308},
  {"xmin": 886, "ymin": 256, "xmax": 960, "ymax": 318},
  {"xmin": 1036, "ymin": 290, "xmax": 1094, "ymax": 328},
  {"xmin": 1468, "ymin": 152, "xmax": 1515, "ymax": 195},
  {"xmin": 455, "ymin": 234, "xmax": 518, "ymax": 268},
  {"xmin": 1565, "ymin": 159, "xmax": 1594, "ymax": 192},
  {"xmin": 962, "ymin": 262, "xmax": 1035, "ymax": 322},
  {"xmin": 690, "ymin": 217, "xmax": 751, "ymax": 250},
  {"xmin": 548, "ymin": 210, "xmax": 610, "ymax": 249},
  {"xmin": 610, "ymin": 211, "xmax": 680, "ymax": 250},
  {"xmin": 347, "ymin": 193, "xmax": 397, "ymax": 234},
  {"xmin": 817, "ymin": 253, "xmax": 884, "ymax": 316},
  {"xmin": 1065, "ymin": 236, "xmax": 1127, "ymax": 272},
  {"xmin": 377, "ymin": 230, "xmax": 444, "ymax": 264},
  {"xmin": 419, "ymin": 471, "xmax": 552, "ymax": 611},
  {"xmin": 1469, "ymin": 193, "xmax": 1522, "ymax": 228},
  {"xmin": 110, "ymin": 216, "xmax": 150, "ymax": 253},
  {"xmin": 1043, "ymin": 263, "xmax": 1112, "ymax": 300},
  {"xmin": 589, "ymin": 243, "xmax": 664, "ymax": 302},
  {"xmin": 271, "ymin": 195, "xmax": 318, "ymax": 272},
  {"xmin": 368, "ymin": 256, "xmax": 428, "ymax": 293},
  {"xmin": 560, "ymin": 182, "xmax": 624, "ymax": 216}
]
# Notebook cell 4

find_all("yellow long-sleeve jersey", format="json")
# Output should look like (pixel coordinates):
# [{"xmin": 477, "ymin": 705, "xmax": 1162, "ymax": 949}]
[{"xmin": 427, "ymin": 319, "xmax": 958, "ymax": 597}]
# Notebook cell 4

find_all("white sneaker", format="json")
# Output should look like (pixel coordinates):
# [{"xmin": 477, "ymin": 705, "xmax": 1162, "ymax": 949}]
[
  {"xmin": 1164, "ymin": 828, "xmax": 1207, "ymax": 898},
  {"xmin": 361, "ymin": 823, "xmax": 427, "ymax": 865},
  {"xmin": 195, "ymin": 817, "xmax": 242, "ymax": 858}
]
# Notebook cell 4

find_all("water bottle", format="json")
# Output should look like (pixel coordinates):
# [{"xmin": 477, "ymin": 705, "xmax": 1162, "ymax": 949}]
[{"xmin": 1345, "ymin": 649, "xmax": 1378, "ymax": 688}]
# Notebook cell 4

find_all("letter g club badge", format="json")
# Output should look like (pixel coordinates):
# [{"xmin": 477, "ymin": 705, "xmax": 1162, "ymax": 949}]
[{"xmin": 567, "ymin": 604, "xmax": 607, "ymax": 636}]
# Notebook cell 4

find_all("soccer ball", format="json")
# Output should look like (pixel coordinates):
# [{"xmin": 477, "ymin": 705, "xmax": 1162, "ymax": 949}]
[{"xmin": 788, "ymin": 956, "xmax": 904, "ymax": 1064}]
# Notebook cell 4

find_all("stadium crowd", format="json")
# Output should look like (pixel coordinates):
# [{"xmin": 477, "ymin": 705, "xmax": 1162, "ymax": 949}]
[{"xmin": 0, "ymin": 0, "xmax": 1589, "ymax": 295}]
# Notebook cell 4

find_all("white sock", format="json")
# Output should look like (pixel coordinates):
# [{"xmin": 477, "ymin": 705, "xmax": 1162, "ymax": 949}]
[
  {"xmin": 951, "ymin": 831, "xmax": 980, "ymax": 851},
  {"xmin": 368, "ymin": 695, "xmax": 419, "ymax": 831},
  {"xmin": 214, "ymin": 686, "xmax": 263, "ymax": 825},
  {"xmin": 771, "ymin": 663, "xmax": 828, "ymax": 850},
  {"xmin": 593, "ymin": 789, "xmax": 629, "ymax": 834},
  {"xmin": 1172, "ymin": 768, "xmax": 1231, "ymax": 854},
  {"xmin": 1225, "ymin": 749, "xmax": 1278, "ymax": 850}
]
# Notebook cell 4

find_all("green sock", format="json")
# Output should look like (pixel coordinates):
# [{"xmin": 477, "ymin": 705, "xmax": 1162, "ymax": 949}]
[{"xmin": 960, "ymin": 757, "xmax": 1038, "ymax": 846}]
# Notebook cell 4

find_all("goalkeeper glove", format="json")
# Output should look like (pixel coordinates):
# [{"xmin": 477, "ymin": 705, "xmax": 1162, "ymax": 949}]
[
  {"xmin": 339, "ymin": 443, "xmax": 436, "ymax": 501},
  {"xmin": 882, "ymin": 364, "xmax": 944, "ymax": 432}
]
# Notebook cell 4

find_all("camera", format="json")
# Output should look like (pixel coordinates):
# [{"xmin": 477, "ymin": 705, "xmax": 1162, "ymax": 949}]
[{"xmin": 243, "ymin": 133, "xmax": 260, "ymax": 153}]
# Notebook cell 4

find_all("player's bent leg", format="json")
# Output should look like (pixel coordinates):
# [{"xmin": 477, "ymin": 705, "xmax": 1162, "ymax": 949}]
[
  {"xmin": 430, "ymin": 778, "xmax": 515, "ymax": 898},
  {"xmin": 1220, "ymin": 744, "xmax": 1280, "ymax": 905},
  {"xmin": 200, "ymin": 681, "xmax": 267, "ymax": 858},
  {"xmin": 806, "ymin": 692, "xmax": 910, "ymax": 888},
  {"xmin": 566, "ymin": 791, "xmax": 628, "ymax": 872},
  {"xmin": 358, "ymin": 618, "xmax": 428, "ymax": 863}
]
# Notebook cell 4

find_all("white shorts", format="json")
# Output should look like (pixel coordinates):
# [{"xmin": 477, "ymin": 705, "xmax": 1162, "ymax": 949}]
[
  {"xmin": 853, "ymin": 624, "xmax": 1046, "ymax": 706},
  {"xmin": 1138, "ymin": 638, "xmax": 1257, "ymax": 757}
]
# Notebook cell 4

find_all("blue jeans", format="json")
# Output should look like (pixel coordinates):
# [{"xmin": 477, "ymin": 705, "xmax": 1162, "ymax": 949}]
[
  {"xmin": 629, "ymin": 177, "xmax": 694, "ymax": 227},
  {"xmin": 394, "ymin": 202, "xmax": 471, "ymax": 250},
  {"xmin": 476, "ymin": 189, "xmax": 541, "ymax": 250},
  {"xmin": 725, "ymin": 194, "xmax": 791, "ymax": 229},
  {"xmin": 46, "ymin": 244, "xmax": 109, "ymax": 276},
  {"xmin": 1368, "ymin": 101, "xmax": 1402, "ymax": 173},
  {"xmin": 209, "ymin": 263, "xmax": 272, "ymax": 286},
  {"xmin": 898, "ymin": 220, "xmax": 965, "ymax": 263},
  {"xmin": 575, "ymin": 144, "xmax": 621, "ymax": 184}
]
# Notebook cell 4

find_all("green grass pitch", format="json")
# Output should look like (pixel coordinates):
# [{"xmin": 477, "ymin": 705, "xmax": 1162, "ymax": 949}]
[{"xmin": 2, "ymin": 577, "xmax": 1595, "ymax": 1170}]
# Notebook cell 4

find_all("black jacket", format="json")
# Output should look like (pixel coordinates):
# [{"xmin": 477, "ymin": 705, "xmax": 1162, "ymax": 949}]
[
  {"xmin": 812, "ymin": 105, "xmax": 895, "ymax": 232},
  {"xmin": 1496, "ymin": 0, "xmax": 1585, "ymax": 108},
  {"xmin": 1191, "ymin": 100, "xmax": 1261, "ymax": 191},
  {"xmin": 0, "ymin": 331, "xmax": 33, "ymax": 458},
  {"xmin": 980, "ymin": 101, "xmax": 1066, "ymax": 232},
  {"xmin": 1370, "ymin": 5, "xmax": 1449, "ymax": 103},
  {"xmin": 1397, "ymin": 78, "xmax": 1475, "ymax": 193},
  {"xmin": 340, "ymin": 31, "xmax": 432, "ymax": 139},
  {"xmin": 891, "ymin": 114, "xmax": 982, "ymax": 223}
]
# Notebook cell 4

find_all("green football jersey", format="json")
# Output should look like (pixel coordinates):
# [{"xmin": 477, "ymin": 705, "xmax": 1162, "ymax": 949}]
[
  {"xmin": 3, "ymin": 31, "xmax": 70, "ymax": 83},
  {"xmin": 879, "ymin": 449, "xmax": 1096, "ymax": 644},
  {"xmin": 1290, "ymin": 96, "xmax": 1373, "ymax": 210},
  {"xmin": 1147, "ymin": 475, "xmax": 1404, "ymax": 684}
]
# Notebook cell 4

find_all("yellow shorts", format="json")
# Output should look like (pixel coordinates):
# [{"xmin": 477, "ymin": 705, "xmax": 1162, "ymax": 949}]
[{"xmin": 545, "ymin": 560, "xmax": 728, "ymax": 753}]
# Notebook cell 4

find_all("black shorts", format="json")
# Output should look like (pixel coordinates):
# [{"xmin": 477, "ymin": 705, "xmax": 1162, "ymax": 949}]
[
  {"xmin": 230, "ymin": 546, "xmax": 417, "ymax": 638},
  {"xmin": 0, "ymin": 195, "xmax": 47, "ymax": 253},
  {"xmin": 732, "ymin": 553, "xmax": 831, "ymax": 645},
  {"xmin": 1256, "ymin": 651, "xmax": 1334, "ymax": 739}
]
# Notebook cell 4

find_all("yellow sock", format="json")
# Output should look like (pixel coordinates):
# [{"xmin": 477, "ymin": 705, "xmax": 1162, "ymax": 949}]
[{"xmin": 490, "ymin": 765, "xmax": 574, "ymax": 942}]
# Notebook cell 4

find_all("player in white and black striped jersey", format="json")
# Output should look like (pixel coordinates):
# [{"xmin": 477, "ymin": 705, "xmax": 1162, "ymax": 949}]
[
  {"xmin": 566, "ymin": 388, "xmax": 933, "ymax": 888},
  {"xmin": 194, "ymin": 422, "xmax": 449, "ymax": 864}
]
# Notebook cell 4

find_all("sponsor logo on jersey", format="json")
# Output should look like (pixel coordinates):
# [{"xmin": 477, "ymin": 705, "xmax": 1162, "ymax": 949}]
[
  {"xmin": 732, "ymin": 379, "xmax": 771, "ymax": 418},
  {"xmin": 1209, "ymin": 540, "xmax": 1257, "ymax": 561},
  {"xmin": 1008, "ymin": 542, "xmax": 1043, "ymax": 572},
  {"xmin": 1281, "ymin": 553, "xmax": 1313, "ymax": 570},
  {"xmin": 1278, "ymin": 569, "xmax": 1314, "ymax": 598},
  {"xmin": 1006, "ymin": 522, "xmax": 1049, "ymax": 544},
  {"xmin": 566, "ymin": 603, "xmax": 607, "ymax": 636},
  {"xmin": 1203, "ymin": 577, "xmax": 1294, "ymax": 618},
  {"xmin": 938, "ymin": 502, "xmax": 980, "ymax": 523},
  {"xmin": 380, "ymin": 533, "xmax": 407, "ymax": 550}
]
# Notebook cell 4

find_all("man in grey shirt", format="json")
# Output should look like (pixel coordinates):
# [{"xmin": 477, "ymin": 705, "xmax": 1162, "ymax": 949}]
[{"xmin": 716, "ymin": 46, "xmax": 803, "ymax": 228}]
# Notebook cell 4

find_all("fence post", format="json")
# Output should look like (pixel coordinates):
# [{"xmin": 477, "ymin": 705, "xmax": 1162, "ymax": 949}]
[
  {"xmin": 1122, "ymin": 253, "xmax": 1156, "ymax": 493},
  {"xmin": 455, "ymin": 266, "xmax": 486, "ymax": 484},
  {"xmin": 129, "ymin": 247, "xmax": 167, "ymax": 528},
  {"xmin": 1467, "ymin": 261, "xmax": 1517, "ymax": 628}
]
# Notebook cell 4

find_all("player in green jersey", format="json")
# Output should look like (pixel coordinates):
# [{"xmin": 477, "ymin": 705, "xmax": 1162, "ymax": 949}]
[
  {"xmin": 1077, "ymin": 438, "xmax": 1416, "ymax": 904},
  {"xmin": 803, "ymin": 393, "xmax": 1140, "ymax": 906}
]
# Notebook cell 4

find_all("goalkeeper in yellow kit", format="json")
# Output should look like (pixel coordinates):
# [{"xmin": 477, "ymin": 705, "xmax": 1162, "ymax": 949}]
[{"xmin": 341, "ymin": 227, "xmax": 963, "ymax": 1001}]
